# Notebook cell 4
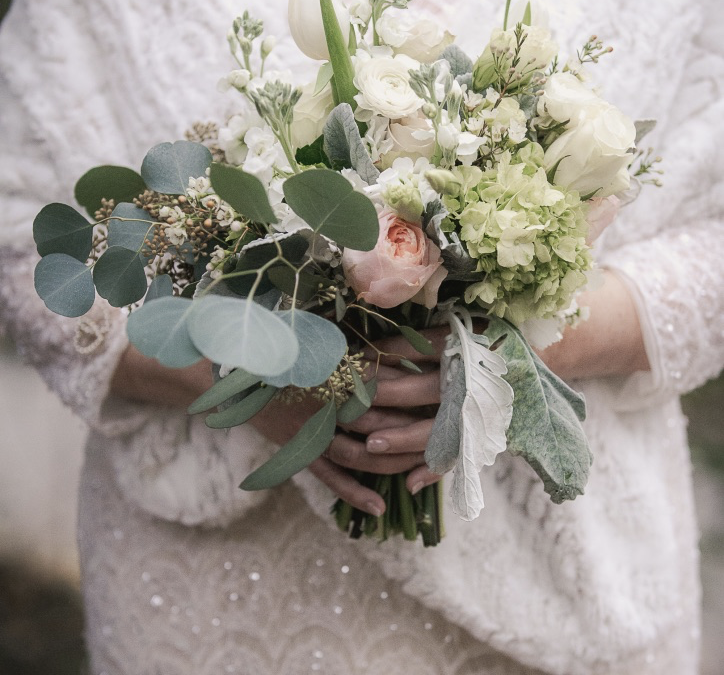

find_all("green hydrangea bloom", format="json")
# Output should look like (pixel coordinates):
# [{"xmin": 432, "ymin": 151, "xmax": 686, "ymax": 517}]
[{"xmin": 452, "ymin": 142, "xmax": 592, "ymax": 324}]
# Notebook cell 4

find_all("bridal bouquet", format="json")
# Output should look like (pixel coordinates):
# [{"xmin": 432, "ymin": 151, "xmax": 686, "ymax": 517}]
[{"xmin": 32, "ymin": 0, "xmax": 660, "ymax": 545}]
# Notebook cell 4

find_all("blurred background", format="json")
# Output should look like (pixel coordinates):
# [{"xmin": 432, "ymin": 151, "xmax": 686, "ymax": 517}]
[{"xmin": 1, "ymin": 336, "xmax": 723, "ymax": 675}]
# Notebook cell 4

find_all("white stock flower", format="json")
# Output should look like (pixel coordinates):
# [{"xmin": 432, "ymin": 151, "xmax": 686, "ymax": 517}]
[
  {"xmin": 288, "ymin": 0, "xmax": 351, "ymax": 61},
  {"xmin": 347, "ymin": 0, "xmax": 372, "ymax": 25},
  {"xmin": 242, "ymin": 126, "xmax": 290, "ymax": 184},
  {"xmin": 537, "ymin": 72, "xmax": 601, "ymax": 124},
  {"xmin": 363, "ymin": 116, "xmax": 395, "ymax": 163},
  {"xmin": 217, "ymin": 69, "xmax": 251, "ymax": 93},
  {"xmin": 353, "ymin": 49, "xmax": 423, "ymax": 122},
  {"xmin": 290, "ymin": 81, "xmax": 335, "ymax": 148},
  {"xmin": 376, "ymin": 14, "xmax": 455, "ymax": 63},
  {"xmin": 544, "ymin": 106, "xmax": 636, "ymax": 197},
  {"xmin": 217, "ymin": 108, "xmax": 264, "ymax": 166}
]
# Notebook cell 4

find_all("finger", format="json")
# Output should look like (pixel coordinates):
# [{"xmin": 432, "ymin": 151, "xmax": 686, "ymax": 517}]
[
  {"xmin": 406, "ymin": 465, "xmax": 444, "ymax": 496},
  {"xmin": 363, "ymin": 326, "xmax": 450, "ymax": 365},
  {"xmin": 373, "ymin": 371, "xmax": 441, "ymax": 407},
  {"xmin": 367, "ymin": 363, "xmax": 407, "ymax": 381},
  {"xmin": 341, "ymin": 407, "xmax": 422, "ymax": 435},
  {"xmin": 326, "ymin": 434, "xmax": 427, "ymax": 474},
  {"xmin": 308, "ymin": 457, "xmax": 385, "ymax": 516},
  {"xmin": 366, "ymin": 418, "xmax": 434, "ymax": 455}
]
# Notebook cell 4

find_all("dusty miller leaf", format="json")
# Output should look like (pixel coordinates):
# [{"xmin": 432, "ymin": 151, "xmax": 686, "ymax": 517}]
[
  {"xmin": 441, "ymin": 45, "xmax": 474, "ymax": 78},
  {"xmin": 323, "ymin": 103, "xmax": 380, "ymax": 185},
  {"xmin": 425, "ymin": 358, "xmax": 466, "ymax": 474},
  {"xmin": 446, "ymin": 312, "xmax": 514, "ymax": 521},
  {"xmin": 634, "ymin": 119, "xmax": 657, "ymax": 145},
  {"xmin": 485, "ymin": 317, "xmax": 592, "ymax": 504}
]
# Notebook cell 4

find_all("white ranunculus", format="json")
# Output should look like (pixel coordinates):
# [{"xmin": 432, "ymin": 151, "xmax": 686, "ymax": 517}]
[
  {"xmin": 353, "ymin": 50, "xmax": 423, "ymax": 121},
  {"xmin": 538, "ymin": 72, "xmax": 601, "ymax": 124},
  {"xmin": 288, "ymin": 0, "xmax": 351, "ymax": 61},
  {"xmin": 290, "ymin": 81, "xmax": 335, "ymax": 149},
  {"xmin": 544, "ymin": 105, "xmax": 636, "ymax": 197},
  {"xmin": 376, "ymin": 14, "xmax": 455, "ymax": 63}
]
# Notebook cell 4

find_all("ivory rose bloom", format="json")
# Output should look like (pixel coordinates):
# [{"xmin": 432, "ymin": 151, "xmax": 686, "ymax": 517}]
[
  {"xmin": 342, "ymin": 210, "xmax": 447, "ymax": 308},
  {"xmin": 291, "ymin": 81, "xmax": 335, "ymax": 148},
  {"xmin": 537, "ymin": 72, "xmax": 602, "ymax": 124},
  {"xmin": 376, "ymin": 14, "xmax": 454, "ymax": 63},
  {"xmin": 585, "ymin": 194, "xmax": 621, "ymax": 243},
  {"xmin": 544, "ymin": 105, "xmax": 636, "ymax": 197}
]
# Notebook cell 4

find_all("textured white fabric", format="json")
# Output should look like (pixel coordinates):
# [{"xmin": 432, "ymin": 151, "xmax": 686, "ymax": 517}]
[{"xmin": 1, "ymin": 0, "xmax": 723, "ymax": 673}]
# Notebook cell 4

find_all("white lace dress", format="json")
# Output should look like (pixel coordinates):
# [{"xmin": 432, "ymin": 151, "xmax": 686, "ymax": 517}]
[{"xmin": 1, "ymin": 0, "xmax": 723, "ymax": 673}]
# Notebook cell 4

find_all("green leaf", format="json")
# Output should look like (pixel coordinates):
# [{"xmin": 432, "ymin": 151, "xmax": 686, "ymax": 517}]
[
  {"xmin": 441, "ymin": 45, "xmax": 474, "ymax": 78},
  {"xmin": 350, "ymin": 368, "xmax": 370, "ymax": 407},
  {"xmin": 209, "ymin": 163, "xmax": 278, "ymax": 224},
  {"xmin": 336, "ymin": 378, "xmax": 377, "ymax": 424},
  {"xmin": 295, "ymin": 135, "xmax": 331, "ymax": 168},
  {"xmin": 314, "ymin": 61, "xmax": 334, "ymax": 95},
  {"xmin": 267, "ymin": 266, "xmax": 332, "ymax": 302},
  {"xmin": 335, "ymin": 289, "xmax": 347, "ymax": 322},
  {"xmin": 145, "ymin": 274, "xmax": 173, "ymax": 303},
  {"xmin": 283, "ymin": 168, "xmax": 379, "ymax": 251},
  {"xmin": 187, "ymin": 295, "xmax": 298, "ymax": 377},
  {"xmin": 263, "ymin": 310, "xmax": 347, "ymax": 388},
  {"xmin": 399, "ymin": 358, "xmax": 422, "ymax": 374},
  {"xmin": 74, "ymin": 166, "xmax": 146, "ymax": 218},
  {"xmin": 241, "ymin": 398, "xmax": 337, "ymax": 490},
  {"xmin": 522, "ymin": 1, "xmax": 532, "ymax": 25},
  {"xmin": 33, "ymin": 203, "xmax": 94, "ymax": 262},
  {"xmin": 107, "ymin": 203, "xmax": 156, "ymax": 261},
  {"xmin": 188, "ymin": 367, "xmax": 262, "ymax": 414},
  {"xmin": 126, "ymin": 296, "xmax": 203, "ymax": 368},
  {"xmin": 425, "ymin": 361, "xmax": 465, "ymax": 474},
  {"xmin": 399, "ymin": 325, "xmax": 435, "ymax": 356},
  {"xmin": 93, "ymin": 246, "xmax": 148, "ymax": 307},
  {"xmin": 205, "ymin": 385, "xmax": 277, "ymax": 429},
  {"xmin": 141, "ymin": 141, "xmax": 212, "ymax": 195},
  {"xmin": 320, "ymin": 0, "xmax": 358, "ymax": 108},
  {"xmin": 484, "ymin": 317, "xmax": 592, "ymax": 504},
  {"xmin": 34, "ymin": 254, "xmax": 95, "ymax": 317},
  {"xmin": 323, "ymin": 103, "xmax": 380, "ymax": 185}
]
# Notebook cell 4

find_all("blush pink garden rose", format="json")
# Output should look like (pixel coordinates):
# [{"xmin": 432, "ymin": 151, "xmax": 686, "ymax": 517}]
[
  {"xmin": 585, "ymin": 194, "xmax": 621, "ymax": 244},
  {"xmin": 342, "ymin": 210, "xmax": 448, "ymax": 308}
]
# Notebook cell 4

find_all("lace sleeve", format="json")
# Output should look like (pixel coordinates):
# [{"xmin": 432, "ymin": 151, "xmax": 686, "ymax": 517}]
[{"xmin": 601, "ymin": 9, "xmax": 724, "ymax": 407}]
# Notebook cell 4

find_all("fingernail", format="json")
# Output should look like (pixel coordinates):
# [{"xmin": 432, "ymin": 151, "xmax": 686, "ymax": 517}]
[
  {"xmin": 366, "ymin": 501, "xmax": 384, "ymax": 517},
  {"xmin": 410, "ymin": 482, "xmax": 424, "ymax": 496},
  {"xmin": 366, "ymin": 438, "xmax": 389, "ymax": 453}
]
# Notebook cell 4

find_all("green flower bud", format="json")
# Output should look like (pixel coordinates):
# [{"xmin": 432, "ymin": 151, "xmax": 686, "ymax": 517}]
[{"xmin": 425, "ymin": 169, "xmax": 461, "ymax": 197}]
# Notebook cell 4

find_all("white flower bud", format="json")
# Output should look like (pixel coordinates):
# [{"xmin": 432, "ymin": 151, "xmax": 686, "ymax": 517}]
[
  {"xmin": 228, "ymin": 69, "xmax": 251, "ymax": 89},
  {"xmin": 261, "ymin": 36, "xmax": 277, "ymax": 58},
  {"xmin": 288, "ymin": 0, "xmax": 350, "ymax": 61}
]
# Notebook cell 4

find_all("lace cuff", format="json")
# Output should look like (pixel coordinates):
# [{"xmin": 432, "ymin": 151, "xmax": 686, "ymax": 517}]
[
  {"xmin": 601, "ymin": 218, "xmax": 724, "ymax": 409},
  {"xmin": 0, "ymin": 245, "xmax": 151, "ymax": 436}
]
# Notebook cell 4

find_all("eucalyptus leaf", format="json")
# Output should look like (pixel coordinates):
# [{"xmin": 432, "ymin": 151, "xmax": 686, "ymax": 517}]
[
  {"xmin": 399, "ymin": 358, "xmax": 422, "ymax": 374},
  {"xmin": 126, "ymin": 296, "xmax": 203, "ymax": 368},
  {"xmin": 34, "ymin": 254, "xmax": 95, "ymax": 317},
  {"xmin": 141, "ymin": 141, "xmax": 212, "ymax": 195},
  {"xmin": 485, "ymin": 317, "xmax": 591, "ymax": 503},
  {"xmin": 263, "ymin": 310, "xmax": 347, "ymax": 388},
  {"xmin": 446, "ymin": 312, "xmax": 514, "ymax": 521},
  {"xmin": 74, "ymin": 166, "xmax": 146, "ymax": 218},
  {"xmin": 107, "ymin": 203, "xmax": 156, "ymax": 261},
  {"xmin": 209, "ymin": 163, "xmax": 278, "ymax": 224},
  {"xmin": 398, "ymin": 325, "xmax": 435, "ymax": 356},
  {"xmin": 267, "ymin": 266, "xmax": 333, "ymax": 303},
  {"xmin": 335, "ymin": 290, "xmax": 347, "ymax": 322},
  {"xmin": 283, "ymin": 168, "xmax": 379, "ymax": 251},
  {"xmin": 93, "ymin": 246, "xmax": 148, "ymax": 307},
  {"xmin": 323, "ymin": 103, "xmax": 380, "ymax": 184},
  {"xmin": 188, "ymin": 367, "xmax": 262, "ymax": 414},
  {"xmin": 241, "ymin": 398, "xmax": 337, "ymax": 490},
  {"xmin": 441, "ymin": 45, "xmax": 474, "ymax": 78},
  {"xmin": 425, "ymin": 360, "xmax": 466, "ymax": 474},
  {"xmin": 336, "ymin": 378, "xmax": 377, "ymax": 424},
  {"xmin": 145, "ymin": 275, "xmax": 173, "ymax": 303},
  {"xmin": 33, "ymin": 203, "xmax": 94, "ymax": 262},
  {"xmin": 205, "ymin": 385, "xmax": 277, "ymax": 429},
  {"xmin": 350, "ymin": 368, "xmax": 370, "ymax": 406},
  {"xmin": 187, "ymin": 295, "xmax": 298, "ymax": 377}
]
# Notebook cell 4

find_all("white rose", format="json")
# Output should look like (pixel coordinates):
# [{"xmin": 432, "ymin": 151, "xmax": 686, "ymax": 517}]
[
  {"xmin": 353, "ymin": 50, "xmax": 423, "ymax": 121},
  {"xmin": 544, "ymin": 105, "xmax": 636, "ymax": 197},
  {"xmin": 377, "ymin": 15, "xmax": 455, "ymax": 63},
  {"xmin": 490, "ymin": 25, "xmax": 557, "ymax": 72},
  {"xmin": 386, "ymin": 112, "xmax": 435, "ymax": 159},
  {"xmin": 290, "ymin": 81, "xmax": 335, "ymax": 149},
  {"xmin": 288, "ymin": 0, "xmax": 351, "ymax": 61},
  {"xmin": 538, "ymin": 72, "xmax": 601, "ymax": 124}
]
